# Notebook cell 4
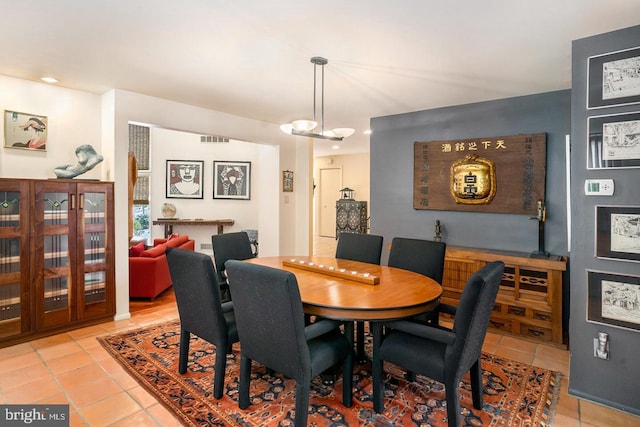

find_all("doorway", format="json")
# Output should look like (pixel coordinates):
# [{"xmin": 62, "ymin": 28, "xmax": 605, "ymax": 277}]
[{"xmin": 318, "ymin": 167, "xmax": 341, "ymax": 237}]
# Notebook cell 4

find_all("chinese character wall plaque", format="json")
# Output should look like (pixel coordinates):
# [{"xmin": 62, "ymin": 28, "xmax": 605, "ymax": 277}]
[{"xmin": 413, "ymin": 133, "xmax": 546, "ymax": 215}]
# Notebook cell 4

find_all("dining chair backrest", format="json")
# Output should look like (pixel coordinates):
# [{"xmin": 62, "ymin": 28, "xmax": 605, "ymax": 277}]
[
  {"xmin": 167, "ymin": 247, "xmax": 230, "ymax": 344},
  {"xmin": 449, "ymin": 260, "xmax": 505, "ymax": 373},
  {"xmin": 211, "ymin": 231, "xmax": 255, "ymax": 285},
  {"xmin": 225, "ymin": 260, "xmax": 310, "ymax": 377},
  {"xmin": 335, "ymin": 232, "xmax": 384, "ymax": 265},
  {"xmin": 387, "ymin": 237, "xmax": 446, "ymax": 283}
]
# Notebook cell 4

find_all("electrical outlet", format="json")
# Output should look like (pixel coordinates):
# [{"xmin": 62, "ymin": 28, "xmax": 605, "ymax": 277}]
[{"xmin": 593, "ymin": 332, "xmax": 609, "ymax": 360}]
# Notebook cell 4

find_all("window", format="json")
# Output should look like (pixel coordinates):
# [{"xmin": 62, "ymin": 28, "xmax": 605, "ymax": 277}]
[{"xmin": 129, "ymin": 124, "xmax": 151, "ymax": 243}]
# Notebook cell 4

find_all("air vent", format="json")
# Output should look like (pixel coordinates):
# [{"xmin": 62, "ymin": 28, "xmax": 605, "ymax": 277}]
[{"xmin": 200, "ymin": 135, "xmax": 229, "ymax": 143}]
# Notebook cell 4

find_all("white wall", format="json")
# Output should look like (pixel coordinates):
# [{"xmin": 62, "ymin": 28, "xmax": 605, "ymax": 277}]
[
  {"xmin": 108, "ymin": 89, "xmax": 312, "ymax": 320},
  {"xmin": 149, "ymin": 127, "xmax": 265, "ymax": 253},
  {"xmin": 0, "ymin": 76, "xmax": 313, "ymax": 323},
  {"xmin": 0, "ymin": 75, "xmax": 103, "ymax": 179}
]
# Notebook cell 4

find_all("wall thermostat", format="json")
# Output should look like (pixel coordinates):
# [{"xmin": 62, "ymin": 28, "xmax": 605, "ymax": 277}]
[{"xmin": 584, "ymin": 179, "xmax": 614, "ymax": 196}]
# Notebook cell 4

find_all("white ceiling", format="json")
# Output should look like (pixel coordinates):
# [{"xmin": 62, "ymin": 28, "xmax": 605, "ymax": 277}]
[{"xmin": 1, "ymin": 1, "xmax": 639, "ymax": 157}]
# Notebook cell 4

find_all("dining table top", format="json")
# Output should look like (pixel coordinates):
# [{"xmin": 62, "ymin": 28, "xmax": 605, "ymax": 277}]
[{"xmin": 244, "ymin": 256, "xmax": 442, "ymax": 321}]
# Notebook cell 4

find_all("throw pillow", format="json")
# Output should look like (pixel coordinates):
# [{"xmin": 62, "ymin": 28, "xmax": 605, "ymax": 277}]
[{"xmin": 129, "ymin": 241, "xmax": 145, "ymax": 257}]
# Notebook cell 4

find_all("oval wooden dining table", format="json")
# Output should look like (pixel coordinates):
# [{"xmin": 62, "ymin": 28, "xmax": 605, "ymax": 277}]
[
  {"xmin": 244, "ymin": 255, "xmax": 443, "ymax": 364},
  {"xmin": 244, "ymin": 256, "xmax": 443, "ymax": 321}
]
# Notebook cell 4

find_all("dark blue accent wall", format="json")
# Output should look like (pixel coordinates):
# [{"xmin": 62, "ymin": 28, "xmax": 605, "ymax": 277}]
[
  {"xmin": 570, "ymin": 25, "xmax": 640, "ymax": 415},
  {"xmin": 370, "ymin": 90, "xmax": 570, "ymax": 261}
]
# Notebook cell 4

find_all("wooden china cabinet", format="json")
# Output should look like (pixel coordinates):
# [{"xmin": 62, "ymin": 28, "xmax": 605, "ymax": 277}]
[{"xmin": 0, "ymin": 178, "xmax": 115, "ymax": 347}]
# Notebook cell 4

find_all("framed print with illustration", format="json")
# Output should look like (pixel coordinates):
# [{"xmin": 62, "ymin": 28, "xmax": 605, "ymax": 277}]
[
  {"xmin": 588, "ymin": 112, "xmax": 640, "ymax": 169},
  {"xmin": 166, "ymin": 160, "xmax": 204, "ymax": 199},
  {"xmin": 4, "ymin": 110, "xmax": 48, "ymax": 151},
  {"xmin": 213, "ymin": 161, "xmax": 251, "ymax": 200},
  {"xmin": 596, "ymin": 205, "xmax": 640, "ymax": 263},
  {"xmin": 588, "ymin": 46, "xmax": 640, "ymax": 109},
  {"xmin": 588, "ymin": 270, "xmax": 640, "ymax": 332},
  {"xmin": 282, "ymin": 170, "xmax": 294, "ymax": 192}
]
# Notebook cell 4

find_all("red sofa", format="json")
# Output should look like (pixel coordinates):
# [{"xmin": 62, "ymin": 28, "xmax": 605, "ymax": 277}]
[{"xmin": 129, "ymin": 234, "xmax": 195, "ymax": 299}]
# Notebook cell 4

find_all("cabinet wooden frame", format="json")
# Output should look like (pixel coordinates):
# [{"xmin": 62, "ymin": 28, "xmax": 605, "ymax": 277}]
[
  {"xmin": 0, "ymin": 178, "xmax": 115, "ymax": 348},
  {"xmin": 442, "ymin": 246, "xmax": 567, "ymax": 346}
]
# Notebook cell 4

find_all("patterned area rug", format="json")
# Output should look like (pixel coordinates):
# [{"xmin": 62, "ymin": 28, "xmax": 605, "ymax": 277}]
[{"xmin": 98, "ymin": 320, "xmax": 560, "ymax": 426}]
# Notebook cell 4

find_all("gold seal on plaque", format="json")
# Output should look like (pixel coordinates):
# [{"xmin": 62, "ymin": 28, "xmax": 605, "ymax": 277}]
[{"xmin": 450, "ymin": 154, "xmax": 496, "ymax": 204}]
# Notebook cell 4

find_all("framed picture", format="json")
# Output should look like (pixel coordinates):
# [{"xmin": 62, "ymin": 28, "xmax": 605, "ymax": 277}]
[
  {"xmin": 4, "ymin": 110, "xmax": 48, "ymax": 151},
  {"xmin": 596, "ymin": 205, "xmax": 640, "ymax": 263},
  {"xmin": 166, "ymin": 160, "xmax": 204, "ymax": 199},
  {"xmin": 213, "ymin": 161, "xmax": 251, "ymax": 200},
  {"xmin": 587, "ymin": 270, "xmax": 640, "ymax": 332},
  {"xmin": 588, "ymin": 46, "xmax": 640, "ymax": 109},
  {"xmin": 588, "ymin": 112, "xmax": 640, "ymax": 169},
  {"xmin": 282, "ymin": 170, "xmax": 294, "ymax": 192}
]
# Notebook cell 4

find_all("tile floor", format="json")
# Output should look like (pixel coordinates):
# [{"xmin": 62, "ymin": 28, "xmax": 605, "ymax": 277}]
[{"xmin": 0, "ymin": 236, "xmax": 637, "ymax": 426}]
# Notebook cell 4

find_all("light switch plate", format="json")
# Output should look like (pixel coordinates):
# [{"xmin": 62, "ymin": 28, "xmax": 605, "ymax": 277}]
[{"xmin": 585, "ymin": 179, "xmax": 614, "ymax": 196}]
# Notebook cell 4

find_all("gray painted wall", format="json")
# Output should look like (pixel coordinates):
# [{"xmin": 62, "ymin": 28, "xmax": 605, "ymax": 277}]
[
  {"xmin": 370, "ymin": 90, "xmax": 571, "ymax": 263},
  {"xmin": 570, "ymin": 25, "xmax": 640, "ymax": 415}
]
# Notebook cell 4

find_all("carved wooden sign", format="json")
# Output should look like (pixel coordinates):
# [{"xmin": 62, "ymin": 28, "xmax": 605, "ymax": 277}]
[{"xmin": 413, "ymin": 133, "xmax": 546, "ymax": 215}]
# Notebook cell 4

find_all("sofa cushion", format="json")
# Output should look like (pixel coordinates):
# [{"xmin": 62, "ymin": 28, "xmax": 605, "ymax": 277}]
[
  {"xmin": 141, "ymin": 244, "xmax": 167, "ymax": 258},
  {"xmin": 129, "ymin": 241, "xmax": 145, "ymax": 257},
  {"xmin": 165, "ymin": 234, "xmax": 189, "ymax": 248}
]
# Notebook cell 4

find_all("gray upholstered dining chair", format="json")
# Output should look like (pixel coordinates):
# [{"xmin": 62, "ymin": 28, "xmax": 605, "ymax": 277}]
[
  {"xmin": 165, "ymin": 247, "xmax": 239, "ymax": 399},
  {"xmin": 372, "ymin": 261, "xmax": 505, "ymax": 427},
  {"xmin": 211, "ymin": 231, "xmax": 255, "ymax": 301},
  {"xmin": 225, "ymin": 260, "xmax": 353, "ymax": 427},
  {"xmin": 335, "ymin": 232, "xmax": 384, "ymax": 265},
  {"xmin": 335, "ymin": 232, "xmax": 384, "ymax": 360},
  {"xmin": 388, "ymin": 237, "xmax": 447, "ymax": 323}
]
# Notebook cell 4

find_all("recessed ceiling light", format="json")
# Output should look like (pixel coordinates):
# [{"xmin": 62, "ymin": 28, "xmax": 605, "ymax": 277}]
[
  {"xmin": 41, "ymin": 77, "xmax": 58, "ymax": 83},
  {"xmin": 363, "ymin": 129, "xmax": 372, "ymax": 135},
  {"xmin": 332, "ymin": 145, "xmax": 340, "ymax": 150}
]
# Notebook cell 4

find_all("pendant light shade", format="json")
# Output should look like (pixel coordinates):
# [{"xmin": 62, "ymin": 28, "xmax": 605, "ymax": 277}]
[{"xmin": 281, "ymin": 57, "xmax": 354, "ymax": 141}]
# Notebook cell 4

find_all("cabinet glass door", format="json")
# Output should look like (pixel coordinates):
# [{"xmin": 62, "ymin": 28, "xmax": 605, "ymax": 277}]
[
  {"xmin": 36, "ymin": 183, "xmax": 76, "ymax": 329},
  {"xmin": 78, "ymin": 184, "xmax": 114, "ymax": 318},
  {"xmin": 0, "ymin": 184, "xmax": 29, "ymax": 339}
]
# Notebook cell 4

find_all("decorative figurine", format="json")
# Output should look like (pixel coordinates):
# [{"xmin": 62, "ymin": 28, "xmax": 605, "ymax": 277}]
[
  {"xmin": 434, "ymin": 219, "xmax": 442, "ymax": 242},
  {"xmin": 54, "ymin": 144, "xmax": 104, "ymax": 178}
]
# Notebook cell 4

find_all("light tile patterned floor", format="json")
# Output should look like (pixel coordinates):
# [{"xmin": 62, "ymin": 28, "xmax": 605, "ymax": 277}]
[{"xmin": 0, "ymin": 236, "xmax": 637, "ymax": 426}]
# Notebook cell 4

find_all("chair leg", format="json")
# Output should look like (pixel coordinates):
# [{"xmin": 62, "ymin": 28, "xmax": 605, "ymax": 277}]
[
  {"xmin": 294, "ymin": 379, "xmax": 310, "ymax": 427},
  {"xmin": 178, "ymin": 329, "xmax": 190, "ymax": 374},
  {"xmin": 470, "ymin": 358, "xmax": 483, "ymax": 409},
  {"xmin": 342, "ymin": 342, "xmax": 353, "ymax": 407},
  {"xmin": 238, "ymin": 355, "xmax": 252, "ymax": 409},
  {"xmin": 371, "ymin": 322, "xmax": 384, "ymax": 413},
  {"xmin": 212, "ymin": 341, "xmax": 228, "ymax": 399},
  {"xmin": 445, "ymin": 378, "xmax": 462, "ymax": 427}
]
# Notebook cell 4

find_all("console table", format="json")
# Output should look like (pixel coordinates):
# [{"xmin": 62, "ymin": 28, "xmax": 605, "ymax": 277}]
[{"xmin": 153, "ymin": 218, "xmax": 234, "ymax": 238}]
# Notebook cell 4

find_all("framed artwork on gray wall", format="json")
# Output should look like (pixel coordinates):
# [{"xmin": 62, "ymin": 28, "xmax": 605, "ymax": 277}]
[
  {"xmin": 213, "ymin": 161, "xmax": 251, "ymax": 200},
  {"xmin": 588, "ymin": 270, "xmax": 640, "ymax": 332},
  {"xmin": 587, "ymin": 112, "xmax": 640, "ymax": 169},
  {"xmin": 595, "ymin": 205, "xmax": 640, "ymax": 263},
  {"xmin": 588, "ymin": 46, "xmax": 640, "ymax": 109}
]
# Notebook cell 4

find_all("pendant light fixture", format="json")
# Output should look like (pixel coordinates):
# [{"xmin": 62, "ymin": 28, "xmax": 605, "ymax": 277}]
[{"xmin": 280, "ymin": 56, "xmax": 355, "ymax": 141}]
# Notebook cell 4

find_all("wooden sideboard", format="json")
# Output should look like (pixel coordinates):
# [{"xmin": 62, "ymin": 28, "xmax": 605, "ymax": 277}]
[{"xmin": 442, "ymin": 246, "xmax": 567, "ymax": 346}]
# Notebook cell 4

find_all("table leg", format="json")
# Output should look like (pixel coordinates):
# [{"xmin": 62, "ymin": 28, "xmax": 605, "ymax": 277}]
[
  {"xmin": 164, "ymin": 224, "xmax": 173, "ymax": 238},
  {"xmin": 372, "ymin": 321, "xmax": 384, "ymax": 413},
  {"xmin": 321, "ymin": 321, "xmax": 354, "ymax": 385},
  {"xmin": 217, "ymin": 224, "xmax": 224, "ymax": 234}
]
